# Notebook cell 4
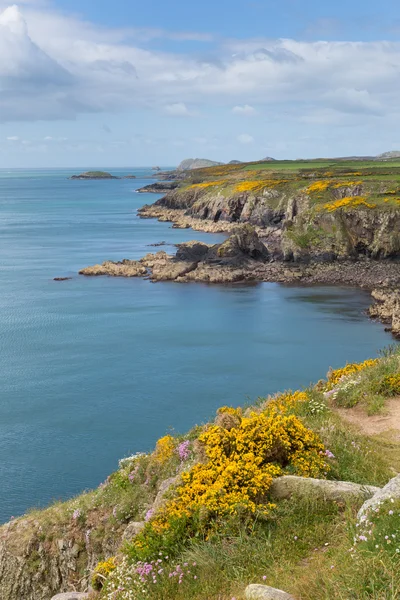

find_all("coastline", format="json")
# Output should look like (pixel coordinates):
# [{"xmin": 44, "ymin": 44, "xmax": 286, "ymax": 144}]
[{"xmin": 78, "ymin": 201, "xmax": 400, "ymax": 337}]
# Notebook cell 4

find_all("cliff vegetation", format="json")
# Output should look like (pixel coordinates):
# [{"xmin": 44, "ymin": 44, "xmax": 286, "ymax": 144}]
[{"xmin": 1, "ymin": 348, "xmax": 400, "ymax": 600}]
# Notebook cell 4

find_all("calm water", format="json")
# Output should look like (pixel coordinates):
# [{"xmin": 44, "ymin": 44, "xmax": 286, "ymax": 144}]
[{"xmin": 0, "ymin": 168, "xmax": 393, "ymax": 523}]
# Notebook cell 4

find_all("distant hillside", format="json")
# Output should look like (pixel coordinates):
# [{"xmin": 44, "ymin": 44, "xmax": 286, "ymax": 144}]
[
  {"xmin": 376, "ymin": 151, "xmax": 400, "ymax": 160},
  {"xmin": 177, "ymin": 158, "xmax": 223, "ymax": 171}
]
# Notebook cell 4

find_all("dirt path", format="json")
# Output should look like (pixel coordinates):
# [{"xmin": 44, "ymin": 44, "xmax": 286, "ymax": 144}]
[{"xmin": 337, "ymin": 397, "xmax": 400, "ymax": 439}]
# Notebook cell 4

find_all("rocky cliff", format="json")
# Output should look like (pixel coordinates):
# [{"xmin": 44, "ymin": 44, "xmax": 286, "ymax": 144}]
[{"xmin": 140, "ymin": 173, "xmax": 400, "ymax": 261}]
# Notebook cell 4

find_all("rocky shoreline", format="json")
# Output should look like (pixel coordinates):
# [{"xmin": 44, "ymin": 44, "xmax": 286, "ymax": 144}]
[{"xmin": 79, "ymin": 224, "xmax": 400, "ymax": 337}]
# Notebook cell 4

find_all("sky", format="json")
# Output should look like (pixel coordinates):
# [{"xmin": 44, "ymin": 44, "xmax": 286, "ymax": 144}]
[{"xmin": 0, "ymin": 0, "xmax": 400, "ymax": 167}]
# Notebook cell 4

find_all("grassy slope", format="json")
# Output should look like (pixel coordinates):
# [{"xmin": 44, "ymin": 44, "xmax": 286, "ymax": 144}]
[
  {"xmin": 4, "ymin": 349, "xmax": 399, "ymax": 600},
  {"xmin": 179, "ymin": 159, "xmax": 400, "ymax": 210},
  {"xmin": 91, "ymin": 349, "xmax": 400, "ymax": 600},
  {"xmin": 14, "ymin": 349, "xmax": 398, "ymax": 600}
]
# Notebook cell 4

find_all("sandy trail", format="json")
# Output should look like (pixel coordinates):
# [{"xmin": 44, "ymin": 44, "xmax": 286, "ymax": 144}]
[{"xmin": 337, "ymin": 397, "xmax": 400, "ymax": 438}]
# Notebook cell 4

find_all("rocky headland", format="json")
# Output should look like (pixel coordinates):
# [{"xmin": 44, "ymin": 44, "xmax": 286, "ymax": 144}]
[{"xmin": 84, "ymin": 155, "xmax": 400, "ymax": 335}]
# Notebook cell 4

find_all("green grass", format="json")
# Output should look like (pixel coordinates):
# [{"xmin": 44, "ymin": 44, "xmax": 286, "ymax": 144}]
[
  {"xmin": 332, "ymin": 348, "xmax": 400, "ymax": 415},
  {"xmin": 6, "ymin": 349, "xmax": 400, "ymax": 600}
]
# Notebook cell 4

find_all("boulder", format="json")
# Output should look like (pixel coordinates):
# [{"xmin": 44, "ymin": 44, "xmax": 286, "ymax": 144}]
[
  {"xmin": 245, "ymin": 584, "xmax": 295, "ymax": 599},
  {"xmin": 51, "ymin": 594, "xmax": 89, "ymax": 600},
  {"xmin": 270, "ymin": 475, "xmax": 379, "ymax": 503},
  {"xmin": 122, "ymin": 521, "xmax": 145, "ymax": 541},
  {"xmin": 152, "ymin": 475, "xmax": 181, "ymax": 514},
  {"xmin": 216, "ymin": 225, "xmax": 269, "ymax": 262},
  {"xmin": 358, "ymin": 474, "xmax": 400, "ymax": 520},
  {"xmin": 175, "ymin": 241, "xmax": 212, "ymax": 262}
]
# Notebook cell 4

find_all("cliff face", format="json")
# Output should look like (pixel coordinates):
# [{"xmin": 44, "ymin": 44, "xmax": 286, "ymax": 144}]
[
  {"xmin": 150, "ymin": 183, "xmax": 400, "ymax": 261},
  {"xmin": 369, "ymin": 288, "xmax": 400, "ymax": 337},
  {"xmin": 0, "ymin": 511, "xmax": 119, "ymax": 599}
]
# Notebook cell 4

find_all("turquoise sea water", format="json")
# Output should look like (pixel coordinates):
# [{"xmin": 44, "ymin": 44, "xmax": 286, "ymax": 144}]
[{"xmin": 0, "ymin": 168, "xmax": 393, "ymax": 523}]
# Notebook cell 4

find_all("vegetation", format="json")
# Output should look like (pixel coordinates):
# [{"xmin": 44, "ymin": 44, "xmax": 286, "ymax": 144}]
[
  {"xmin": 5, "ymin": 347, "xmax": 400, "ymax": 599},
  {"xmin": 83, "ymin": 347, "xmax": 400, "ymax": 599}
]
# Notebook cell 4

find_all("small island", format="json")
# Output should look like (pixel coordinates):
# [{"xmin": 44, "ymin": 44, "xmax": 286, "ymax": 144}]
[
  {"xmin": 70, "ymin": 171, "xmax": 119, "ymax": 180},
  {"xmin": 70, "ymin": 171, "xmax": 137, "ymax": 180}
]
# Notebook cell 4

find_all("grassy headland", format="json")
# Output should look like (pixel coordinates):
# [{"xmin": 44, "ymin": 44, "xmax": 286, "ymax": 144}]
[{"xmin": 140, "ymin": 158, "xmax": 400, "ymax": 261}]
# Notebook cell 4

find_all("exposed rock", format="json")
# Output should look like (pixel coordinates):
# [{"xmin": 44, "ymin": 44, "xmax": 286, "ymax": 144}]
[
  {"xmin": 148, "ymin": 241, "xmax": 167, "ymax": 247},
  {"xmin": 51, "ymin": 594, "xmax": 89, "ymax": 600},
  {"xmin": 175, "ymin": 240, "xmax": 212, "ymax": 262},
  {"xmin": 152, "ymin": 476, "xmax": 181, "ymax": 514},
  {"xmin": 79, "ymin": 260, "xmax": 147, "ymax": 278},
  {"xmin": 70, "ymin": 171, "xmax": 119, "ymax": 180},
  {"xmin": 122, "ymin": 522, "xmax": 145, "ymax": 541},
  {"xmin": 216, "ymin": 225, "xmax": 269, "ymax": 262},
  {"xmin": 54, "ymin": 277, "xmax": 72, "ymax": 282},
  {"xmin": 270, "ymin": 475, "xmax": 379, "ymax": 503},
  {"xmin": 358, "ymin": 474, "xmax": 400, "ymax": 520},
  {"xmin": 138, "ymin": 227, "xmax": 270, "ymax": 284},
  {"xmin": 369, "ymin": 288, "xmax": 400, "ymax": 337},
  {"xmin": 0, "ymin": 512, "xmax": 121, "ymax": 600},
  {"xmin": 137, "ymin": 182, "xmax": 179, "ymax": 194},
  {"xmin": 245, "ymin": 584, "xmax": 295, "ymax": 599}
]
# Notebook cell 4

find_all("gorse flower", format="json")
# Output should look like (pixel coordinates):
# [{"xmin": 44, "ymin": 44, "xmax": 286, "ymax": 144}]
[{"xmin": 130, "ymin": 393, "xmax": 329, "ymax": 562}]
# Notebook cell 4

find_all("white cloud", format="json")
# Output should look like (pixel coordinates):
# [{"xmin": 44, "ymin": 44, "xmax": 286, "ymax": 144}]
[
  {"xmin": 237, "ymin": 133, "xmax": 254, "ymax": 144},
  {"xmin": 6, "ymin": 135, "xmax": 19, "ymax": 141},
  {"xmin": 163, "ymin": 102, "xmax": 193, "ymax": 117},
  {"xmin": 0, "ymin": 2, "xmax": 400, "ymax": 134},
  {"xmin": 232, "ymin": 104, "xmax": 256, "ymax": 115}
]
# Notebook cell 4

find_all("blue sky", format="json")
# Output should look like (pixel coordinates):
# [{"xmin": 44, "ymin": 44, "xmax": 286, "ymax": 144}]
[{"xmin": 0, "ymin": 0, "xmax": 399, "ymax": 167}]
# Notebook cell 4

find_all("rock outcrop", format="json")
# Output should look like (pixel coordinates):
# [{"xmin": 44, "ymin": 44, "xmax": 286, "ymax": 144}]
[
  {"xmin": 358, "ymin": 474, "xmax": 400, "ymax": 520},
  {"xmin": 245, "ymin": 584, "xmax": 294, "ymax": 599},
  {"xmin": 51, "ymin": 594, "xmax": 89, "ymax": 600},
  {"xmin": 137, "ymin": 182, "xmax": 179, "ymax": 194},
  {"xmin": 79, "ymin": 227, "xmax": 271, "ymax": 284},
  {"xmin": 270, "ymin": 475, "xmax": 379, "ymax": 503},
  {"xmin": 79, "ymin": 260, "xmax": 147, "ymax": 278},
  {"xmin": 369, "ymin": 288, "xmax": 400, "ymax": 337}
]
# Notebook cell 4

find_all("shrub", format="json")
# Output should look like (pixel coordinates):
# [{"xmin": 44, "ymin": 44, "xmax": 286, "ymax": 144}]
[
  {"xmin": 92, "ymin": 557, "xmax": 117, "ymax": 590},
  {"xmin": 127, "ymin": 403, "xmax": 329, "ymax": 562}
]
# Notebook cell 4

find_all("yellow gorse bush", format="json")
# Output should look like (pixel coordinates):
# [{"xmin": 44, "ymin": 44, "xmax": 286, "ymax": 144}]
[
  {"xmin": 92, "ymin": 557, "xmax": 117, "ymax": 590},
  {"xmin": 323, "ymin": 196, "xmax": 377, "ymax": 212},
  {"xmin": 307, "ymin": 180, "xmax": 331, "ymax": 193},
  {"xmin": 379, "ymin": 374, "xmax": 400, "ymax": 397},
  {"xmin": 234, "ymin": 180, "xmax": 284, "ymax": 193},
  {"xmin": 132, "ymin": 395, "xmax": 328, "ymax": 558},
  {"xmin": 327, "ymin": 359, "xmax": 379, "ymax": 387},
  {"xmin": 154, "ymin": 435, "xmax": 175, "ymax": 465},
  {"xmin": 332, "ymin": 181, "xmax": 362, "ymax": 189},
  {"xmin": 189, "ymin": 180, "xmax": 226, "ymax": 189}
]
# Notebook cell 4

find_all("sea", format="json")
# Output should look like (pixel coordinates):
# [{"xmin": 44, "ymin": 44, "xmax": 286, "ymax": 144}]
[{"xmin": 0, "ymin": 167, "xmax": 393, "ymax": 523}]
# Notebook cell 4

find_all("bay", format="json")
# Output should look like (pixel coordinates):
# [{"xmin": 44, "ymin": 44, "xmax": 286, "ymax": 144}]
[{"xmin": 0, "ymin": 168, "xmax": 392, "ymax": 523}]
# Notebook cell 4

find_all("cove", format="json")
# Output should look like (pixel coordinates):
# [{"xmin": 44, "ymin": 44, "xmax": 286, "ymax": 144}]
[{"xmin": 0, "ymin": 168, "xmax": 393, "ymax": 523}]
